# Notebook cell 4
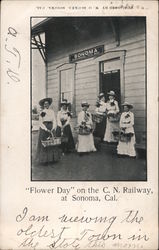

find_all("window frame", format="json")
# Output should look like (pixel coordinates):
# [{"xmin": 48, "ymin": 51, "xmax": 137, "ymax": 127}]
[{"xmin": 57, "ymin": 63, "xmax": 76, "ymax": 115}]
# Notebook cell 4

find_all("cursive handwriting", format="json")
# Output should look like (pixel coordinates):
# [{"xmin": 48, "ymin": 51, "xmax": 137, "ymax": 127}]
[
  {"xmin": 16, "ymin": 207, "xmax": 150, "ymax": 249},
  {"xmin": 59, "ymin": 213, "xmax": 117, "ymax": 225},
  {"xmin": 16, "ymin": 207, "xmax": 49, "ymax": 223},
  {"xmin": 5, "ymin": 26, "xmax": 21, "ymax": 84}
]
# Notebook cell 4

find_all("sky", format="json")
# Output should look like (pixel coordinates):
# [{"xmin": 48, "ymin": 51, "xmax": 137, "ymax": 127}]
[{"xmin": 31, "ymin": 17, "xmax": 47, "ymax": 27}]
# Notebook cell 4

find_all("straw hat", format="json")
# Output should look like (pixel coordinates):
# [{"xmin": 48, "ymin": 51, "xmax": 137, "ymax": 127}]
[
  {"xmin": 98, "ymin": 92, "xmax": 105, "ymax": 99},
  {"xmin": 61, "ymin": 99, "xmax": 70, "ymax": 106},
  {"xmin": 39, "ymin": 97, "xmax": 52, "ymax": 107},
  {"xmin": 107, "ymin": 90, "xmax": 116, "ymax": 96},
  {"xmin": 81, "ymin": 101, "xmax": 90, "ymax": 107},
  {"xmin": 121, "ymin": 102, "xmax": 133, "ymax": 109}
]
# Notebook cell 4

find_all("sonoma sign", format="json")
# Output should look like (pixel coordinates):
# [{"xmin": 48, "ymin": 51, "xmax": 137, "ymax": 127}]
[{"xmin": 69, "ymin": 45, "xmax": 104, "ymax": 63}]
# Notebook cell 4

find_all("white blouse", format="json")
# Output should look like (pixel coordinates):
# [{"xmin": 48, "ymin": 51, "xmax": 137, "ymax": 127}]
[
  {"xmin": 78, "ymin": 110, "xmax": 93, "ymax": 129},
  {"xmin": 106, "ymin": 100, "xmax": 119, "ymax": 114},
  {"xmin": 57, "ymin": 109, "xmax": 70, "ymax": 128},
  {"xmin": 95, "ymin": 100, "xmax": 107, "ymax": 114},
  {"xmin": 39, "ymin": 108, "xmax": 56, "ymax": 131},
  {"xmin": 120, "ymin": 111, "xmax": 135, "ymax": 134}
]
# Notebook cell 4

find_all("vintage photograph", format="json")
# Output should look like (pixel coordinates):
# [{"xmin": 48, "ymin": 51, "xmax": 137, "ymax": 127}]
[
  {"xmin": 31, "ymin": 17, "xmax": 147, "ymax": 181},
  {"xmin": 1, "ymin": 1, "xmax": 158, "ymax": 249}
]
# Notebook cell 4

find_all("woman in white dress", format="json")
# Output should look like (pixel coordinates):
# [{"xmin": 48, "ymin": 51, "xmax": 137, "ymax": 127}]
[
  {"xmin": 76, "ymin": 101, "xmax": 96, "ymax": 153},
  {"xmin": 117, "ymin": 102, "xmax": 136, "ymax": 157},
  {"xmin": 104, "ymin": 91, "xmax": 120, "ymax": 143}
]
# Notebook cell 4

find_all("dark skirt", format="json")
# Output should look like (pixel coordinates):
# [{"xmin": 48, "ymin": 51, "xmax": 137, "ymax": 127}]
[
  {"xmin": 56, "ymin": 124, "xmax": 75, "ymax": 153},
  {"xmin": 36, "ymin": 122, "xmax": 61, "ymax": 164},
  {"xmin": 93, "ymin": 117, "xmax": 106, "ymax": 140}
]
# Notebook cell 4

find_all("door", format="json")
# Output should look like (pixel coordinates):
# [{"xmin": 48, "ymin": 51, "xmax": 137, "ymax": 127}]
[
  {"xmin": 100, "ymin": 69, "xmax": 121, "ymax": 107},
  {"xmin": 100, "ymin": 58, "xmax": 121, "ymax": 107}
]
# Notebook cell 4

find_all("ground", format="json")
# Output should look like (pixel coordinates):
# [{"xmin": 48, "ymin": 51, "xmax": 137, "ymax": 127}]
[{"xmin": 32, "ymin": 133, "xmax": 146, "ymax": 181}]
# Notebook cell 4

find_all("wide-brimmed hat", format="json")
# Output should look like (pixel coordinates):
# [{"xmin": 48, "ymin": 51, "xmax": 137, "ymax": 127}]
[
  {"xmin": 81, "ymin": 101, "xmax": 90, "ymax": 107},
  {"xmin": 98, "ymin": 92, "xmax": 105, "ymax": 99},
  {"xmin": 121, "ymin": 102, "xmax": 133, "ymax": 109},
  {"xmin": 61, "ymin": 99, "xmax": 70, "ymax": 106},
  {"xmin": 107, "ymin": 90, "xmax": 116, "ymax": 96},
  {"xmin": 39, "ymin": 97, "xmax": 52, "ymax": 107}
]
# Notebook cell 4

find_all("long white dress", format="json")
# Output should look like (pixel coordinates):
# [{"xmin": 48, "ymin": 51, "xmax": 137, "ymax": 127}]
[
  {"xmin": 104, "ymin": 100, "xmax": 120, "ymax": 142},
  {"xmin": 76, "ymin": 111, "xmax": 96, "ymax": 152},
  {"xmin": 117, "ymin": 111, "xmax": 136, "ymax": 157}
]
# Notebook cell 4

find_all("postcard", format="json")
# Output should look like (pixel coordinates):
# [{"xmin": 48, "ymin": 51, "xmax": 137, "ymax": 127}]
[{"xmin": 0, "ymin": 0, "xmax": 158, "ymax": 249}]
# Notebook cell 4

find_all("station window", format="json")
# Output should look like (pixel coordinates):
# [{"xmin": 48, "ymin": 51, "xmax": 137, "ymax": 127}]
[
  {"xmin": 60, "ymin": 69, "xmax": 73, "ymax": 103},
  {"xmin": 57, "ymin": 63, "xmax": 76, "ymax": 114}
]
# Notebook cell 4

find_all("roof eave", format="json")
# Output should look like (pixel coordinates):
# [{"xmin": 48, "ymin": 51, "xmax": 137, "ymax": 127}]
[{"xmin": 31, "ymin": 17, "xmax": 54, "ymax": 36}]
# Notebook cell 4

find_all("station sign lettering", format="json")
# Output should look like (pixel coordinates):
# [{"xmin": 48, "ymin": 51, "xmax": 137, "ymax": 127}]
[{"xmin": 69, "ymin": 45, "xmax": 104, "ymax": 63}]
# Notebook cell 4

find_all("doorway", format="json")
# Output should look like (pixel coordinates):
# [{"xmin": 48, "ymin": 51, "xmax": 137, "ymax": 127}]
[{"xmin": 100, "ymin": 68, "xmax": 121, "ymax": 107}]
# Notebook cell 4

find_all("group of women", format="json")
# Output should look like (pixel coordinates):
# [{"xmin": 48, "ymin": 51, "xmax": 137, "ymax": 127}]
[
  {"xmin": 36, "ymin": 98, "xmax": 75, "ymax": 164},
  {"xmin": 36, "ymin": 91, "xmax": 136, "ymax": 164},
  {"xmin": 93, "ymin": 91, "xmax": 136, "ymax": 157}
]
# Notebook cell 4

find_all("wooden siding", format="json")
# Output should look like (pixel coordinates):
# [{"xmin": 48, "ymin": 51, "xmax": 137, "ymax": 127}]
[{"xmin": 46, "ymin": 18, "xmax": 146, "ymax": 144}]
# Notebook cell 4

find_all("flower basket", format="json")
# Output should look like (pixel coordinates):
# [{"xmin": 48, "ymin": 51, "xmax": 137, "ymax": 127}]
[
  {"xmin": 41, "ymin": 137, "xmax": 61, "ymax": 147},
  {"xmin": 107, "ymin": 113, "xmax": 120, "ymax": 122},
  {"xmin": 112, "ymin": 131, "xmax": 120, "ymax": 141},
  {"xmin": 74, "ymin": 125, "xmax": 92, "ymax": 135},
  {"xmin": 41, "ymin": 132, "xmax": 61, "ymax": 147},
  {"xmin": 92, "ymin": 113, "xmax": 104, "ymax": 123},
  {"xmin": 119, "ymin": 133, "xmax": 133, "ymax": 142},
  {"xmin": 78, "ymin": 127, "xmax": 92, "ymax": 135}
]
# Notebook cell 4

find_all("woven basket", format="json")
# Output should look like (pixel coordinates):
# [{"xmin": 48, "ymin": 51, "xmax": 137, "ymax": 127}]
[
  {"xmin": 107, "ymin": 113, "xmax": 120, "ymax": 122},
  {"xmin": 78, "ymin": 127, "xmax": 92, "ymax": 135},
  {"xmin": 120, "ymin": 133, "xmax": 133, "ymax": 142},
  {"xmin": 41, "ymin": 137, "xmax": 61, "ymax": 147},
  {"xmin": 92, "ymin": 113, "xmax": 104, "ymax": 123},
  {"xmin": 112, "ymin": 131, "xmax": 120, "ymax": 141}
]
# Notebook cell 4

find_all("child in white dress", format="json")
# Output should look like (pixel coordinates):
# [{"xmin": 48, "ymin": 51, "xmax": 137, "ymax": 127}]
[{"xmin": 117, "ymin": 102, "xmax": 136, "ymax": 157}]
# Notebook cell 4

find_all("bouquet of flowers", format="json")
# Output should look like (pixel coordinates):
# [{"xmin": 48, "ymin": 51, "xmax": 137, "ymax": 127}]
[
  {"xmin": 92, "ymin": 113, "xmax": 104, "ymax": 123},
  {"xmin": 74, "ymin": 121, "xmax": 92, "ymax": 135},
  {"xmin": 60, "ymin": 117, "xmax": 67, "ymax": 126},
  {"xmin": 40, "ymin": 111, "xmax": 46, "ymax": 117},
  {"xmin": 112, "ymin": 130, "xmax": 120, "ymax": 141},
  {"xmin": 107, "ymin": 111, "xmax": 120, "ymax": 122},
  {"xmin": 119, "ymin": 130, "xmax": 133, "ymax": 142},
  {"xmin": 96, "ymin": 101, "xmax": 100, "ymax": 108}
]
